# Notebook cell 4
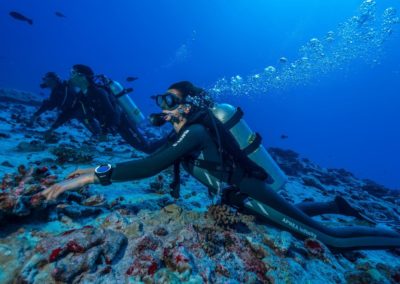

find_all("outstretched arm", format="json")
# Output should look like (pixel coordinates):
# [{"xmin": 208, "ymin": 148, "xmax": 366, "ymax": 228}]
[
  {"xmin": 41, "ymin": 124, "xmax": 207, "ymax": 200},
  {"xmin": 111, "ymin": 124, "xmax": 205, "ymax": 181}
]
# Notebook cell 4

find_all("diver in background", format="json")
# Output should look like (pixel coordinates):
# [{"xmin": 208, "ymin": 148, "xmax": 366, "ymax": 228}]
[
  {"xmin": 28, "ymin": 71, "xmax": 101, "ymax": 136},
  {"xmin": 40, "ymin": 81, "xmax": 400, "ymax": 250},
  {"xmin": 69, "ymin": 64, "xmax": 162, "ymax": 153},
  {"xmin": 68, "ymin": 64, "xmax": 119, "ymax": 137}
]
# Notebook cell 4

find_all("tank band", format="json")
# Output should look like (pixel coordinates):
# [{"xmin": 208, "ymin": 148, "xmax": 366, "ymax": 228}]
[
  {"xmin": 224, "ymin": 107, "xmax": 244, "ymax": 129},
  {"xmin": 115, "ymin": 88, "xmax": 133, "ymax": 98},
  {"xmin": 242, "ymin": 132, "xmax": 262, "ymax": 155}
]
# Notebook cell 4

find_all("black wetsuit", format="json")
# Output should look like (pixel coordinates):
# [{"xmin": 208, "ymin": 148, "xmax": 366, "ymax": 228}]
[
  {"xmin": 34, "ymin": 82, "xmax": 69, "ymax": 117},
  {"xmin": 80, "ymin": 85, "xmax": 157, "ymax": 153},
  {"xmin": 78, "ymin": 85, "xmax": 119, "ymax": 134},
  {"xmin": 110, "ymin": 122, "xmax": 400, "ymax": 250},
  {"xmin": 34, "ymin": 82, "xmax": 100, "ymax": 134}
]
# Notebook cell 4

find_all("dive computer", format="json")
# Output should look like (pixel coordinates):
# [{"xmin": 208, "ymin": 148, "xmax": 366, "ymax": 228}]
[{"xmin": 94, "ymin": 164, "xmax": 113, "ymax": 186}]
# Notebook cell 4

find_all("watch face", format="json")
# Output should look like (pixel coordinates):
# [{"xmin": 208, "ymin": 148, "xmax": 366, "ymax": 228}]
[{"xmin": 97, "ymin": 165, "xmax": 110, "ymax": 173}]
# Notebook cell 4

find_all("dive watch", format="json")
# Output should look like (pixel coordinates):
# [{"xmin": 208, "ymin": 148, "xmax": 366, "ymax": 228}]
[{"xmin": 94, "ymin": 164, "xmax": 113, "ymax": 186}]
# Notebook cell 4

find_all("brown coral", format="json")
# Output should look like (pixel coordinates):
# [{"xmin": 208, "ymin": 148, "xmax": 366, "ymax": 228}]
[{"xmin": 206, "ymin": 204, "xmax": 240, "ymax": 228}]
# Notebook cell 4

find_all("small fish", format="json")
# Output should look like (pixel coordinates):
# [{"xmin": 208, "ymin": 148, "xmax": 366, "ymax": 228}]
[
  {"xmin": 9, "ymin": 11, "xmax": 33, "ymax": 25},
  {"xmin": 280, "ymin": 134, "xmax": 288, "ymax": 139},
  {"xmin": 55, "ymin": 11, "xmax": 66, "ymax": 18},
  {"xmin": 126, "ymin": 76, "xmax": 138, "ymax": 82}
]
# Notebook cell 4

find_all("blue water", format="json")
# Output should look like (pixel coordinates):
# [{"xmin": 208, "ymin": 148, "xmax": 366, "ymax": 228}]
[{"xmin": 1, "ymin": 0, "xmax": 399, "ymax": 188}]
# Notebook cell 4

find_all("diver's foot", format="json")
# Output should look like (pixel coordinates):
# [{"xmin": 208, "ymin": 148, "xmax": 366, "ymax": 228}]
[{"xmin": 334, "ymin": 196, "xmax": 376, "ymax": 224}]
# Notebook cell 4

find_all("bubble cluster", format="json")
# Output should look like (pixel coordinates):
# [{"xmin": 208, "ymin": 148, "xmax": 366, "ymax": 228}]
[
  {"xmin": 209, "ymin": 0, "xmax": 399, "ymax": 99},
  {"xmin": 185, "ymin": 91, "xmax": 215, "ymax": 109}
]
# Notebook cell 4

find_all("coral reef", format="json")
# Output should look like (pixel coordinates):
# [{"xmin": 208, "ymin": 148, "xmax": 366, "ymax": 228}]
[
  {"xmin": 50, "ymin": 143, "xmax": 94, "ymax": 164},
  {"xmin": 0, "ymin": 164, "xmax": 106, "ymax": 225},
  {"xmin": 19, "ymin": 226, "xmax": 127, "ymax": 283}
]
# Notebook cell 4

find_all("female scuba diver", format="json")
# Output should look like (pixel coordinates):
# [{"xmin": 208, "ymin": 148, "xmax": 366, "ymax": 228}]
[{"xmin": 40, "ymin": 81, "xmax": 400, "ymax": 251}]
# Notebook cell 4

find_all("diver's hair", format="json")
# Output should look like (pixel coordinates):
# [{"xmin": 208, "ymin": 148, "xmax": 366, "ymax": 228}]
[
  {"xmin": 168, "ymin": 81, "xmax": 214, "ymax": 109},
  {"xmin": 72, "ymin": 64, "xmax": 94, "ymax": 81},
  {"xmin": 43, "ymin": 72, "xmax": 61, "ymax": 81},
  {"xmin": 168, "ymin": 81, "xmax": 203, "ymax": 97}
]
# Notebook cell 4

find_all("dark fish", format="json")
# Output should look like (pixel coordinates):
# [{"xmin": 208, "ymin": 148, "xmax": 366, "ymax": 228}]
[
  {"xmin": 9, "ymin": 11, "xmax": 33, "ymax": 25},
  {"xmin": 280, "ymin": 134, "xmax": 288, "ymax": 139},
  {"xmin": 126, "ymin": 76, "xmax": 138, "ymax": 82},
  {"xmin": 55, "ymin": 12, "xmax": 66, "ymax": 18}
]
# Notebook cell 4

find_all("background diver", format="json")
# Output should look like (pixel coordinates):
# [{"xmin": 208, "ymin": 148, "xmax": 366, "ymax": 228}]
[
  {"xmin": 28, "ymin": 71, "xmax": 101, "ymax": 136},
  {"xmin": 68, "ymin": 64, "xmax": 159, "ymax": 153},
  {"xmin": 30, "ymin": 65, "xmax": 157, "ymax": 153},
  {"xmin": 39, "ymin": 81, "xmax": 400, "ymax": 250}
]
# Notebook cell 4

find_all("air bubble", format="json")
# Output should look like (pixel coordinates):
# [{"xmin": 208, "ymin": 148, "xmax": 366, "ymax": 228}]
[{"xmin": 209, "ymin": 1, "xmax": 399, "ymax": 98}]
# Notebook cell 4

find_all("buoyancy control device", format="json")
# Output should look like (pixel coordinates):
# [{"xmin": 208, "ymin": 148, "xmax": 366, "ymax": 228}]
[
  {"xmin": 166, "ymin": 102, "xmax": 288, "ymax": 199},
  {"xmin": 210, "ymin": 103, "xmax": 287, "ymax": 191}
]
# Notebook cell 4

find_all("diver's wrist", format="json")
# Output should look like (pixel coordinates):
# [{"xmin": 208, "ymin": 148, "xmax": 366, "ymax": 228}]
[
  {"xmin": 94, "ymin": 164, "xmax": 113, "ymax": 186},
  {"xmin": 93, "ymin": 174, "xmax": 100, "ymax": 184}
]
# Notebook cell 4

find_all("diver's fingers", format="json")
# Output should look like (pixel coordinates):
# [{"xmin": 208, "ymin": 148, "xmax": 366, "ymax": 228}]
[
  {"xmin": 67, "ymin": 168, "xmax": 94, "ymax": 179},
  {"xmin": 52, "ymin": 185, "xmax": 64, "ymax": 200},
  {"xmin": 42, "ymin": 184, "xmax": 62, "ymax": 200},
  {"xmin": 50, "ymin": 187, "xmax": 62, "ymax": 199},
  {"xmin": 40, "ymin": 185, "xmax": 54, "ymax": 198},
  {"xmin": 41, "ymin": 186, "xmax": 54, "ymax": 200},
  {"xmin": 67, "ymin": 170, "xmax": 81, "ymax": 178}
]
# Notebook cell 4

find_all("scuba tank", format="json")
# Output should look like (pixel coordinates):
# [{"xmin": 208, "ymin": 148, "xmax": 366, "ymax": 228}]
[
  {"xmin": 108, "ymin": 80, "xmax": 145, "ymax": 125},
  {"xmin": 210, "ymin": 103, "xmax": 287, "ymax": 191},
  {"xmin": 93, "ymin": 75, "xmax": 145, "ymax": 125}
]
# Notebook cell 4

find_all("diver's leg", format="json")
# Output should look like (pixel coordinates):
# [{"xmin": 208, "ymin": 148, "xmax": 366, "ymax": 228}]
[
  {"xmin": 117, "ymin": 115, "xmax": 152, "ymax": 152},
  {"xmin": 295, "ymin": 200, "xmax": 340, "ymax": 216},
  {"xmin": 84, "ymin": 118, "xmax": 102, "ymax": 136},
  {"xmin": 295, "ymin": 196, "xmax": 376, "ymax": 223},
  {"xmin": 118, "ymin": 124, "xmax": 147, "ymax": 150},
  {"xmin": 74, "ymin": 109, "xmax": 101, "ymax": 136},
  {"xmin": 238, "ymin": 177, "xmax": 400, "ymax": 250}
]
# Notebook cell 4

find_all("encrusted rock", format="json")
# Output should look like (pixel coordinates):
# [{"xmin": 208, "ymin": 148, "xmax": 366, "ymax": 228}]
[
  {"xmin": 304, "ymin": 238, "xmax": 327, "ymax": 260},
  {"xmin": 0, "ymin": 165, "xmax": 101, "ymax": 224},
  {"xmin": 50, "ymin": 144, "xmax": 93, "ymax": 164},
  {"xmin": 20, "ymin": 226, "xmax": 127, "ymax": 283},
  {"xmin": 16, "ymin": 140, "xmax": 46, "ymax": 152},
  {"xmin": 82, "ymin": 194, "xmax": 106, "ymax": 207},
  {"xmin": 302, "ymin": 176, "xmax": 325, "ymax": 190},
  {"xmin": 1, "ymin": 161, "xmax": 13, "ymax": 167},
  {"xmin": 162, "ymin": 204, "xmax": 183, "ymax": 218},
  {"xmin": 56, "ymin": 204, "xmax": 103, "ymax": 219},
  {"xmin": 263, "ymin": 230, "xmax": 294, "ymax": 256},
  {"xmin": 163, "ymin": 246, "xmax": 192, "ymax": 274},
  {"xmin": 153, "ymin": 226, "xmax": 169, "ymax": 236},
  {"xmin": 0, "ymin": 132, "xmax": 11, "ymax": 139}
]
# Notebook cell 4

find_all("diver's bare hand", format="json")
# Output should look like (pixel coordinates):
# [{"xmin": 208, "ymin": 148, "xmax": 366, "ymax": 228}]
[
  {"xmin": 67, "ymin": 168, "xmax": 95, "ymax": 179},
  {"xmin": 41, "ymin": 174, "xmax": 95, "ymax": 200}
]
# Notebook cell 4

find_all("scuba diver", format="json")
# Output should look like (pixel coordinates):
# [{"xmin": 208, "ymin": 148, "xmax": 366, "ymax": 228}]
[
  {"xmin": 29, "ymin": 72, "xmax": 65, "ymax": 126},
  {"xmin": 40, "ymin": 81, "xmax": 400, "ymax": 250},
  {"xmin": 28, "ymin": 71, "xmax": 101, "ymax": 136},
  {"xmin": 69, "ymin": 64, "xmax": 155, "ymax": 153}
]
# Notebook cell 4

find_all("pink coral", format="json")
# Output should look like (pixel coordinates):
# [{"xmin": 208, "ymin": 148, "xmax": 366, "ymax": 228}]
[
  {"xmin": 304, "ymin": 238, "xmax": 326, "ymax": 259},
  {"xmin": 135, "ymin": 235, "xmax": 160, "ymax": 254},
  {"xmin": 126, "ymin": 254, "xmax": 159, "ymax": 276}
]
